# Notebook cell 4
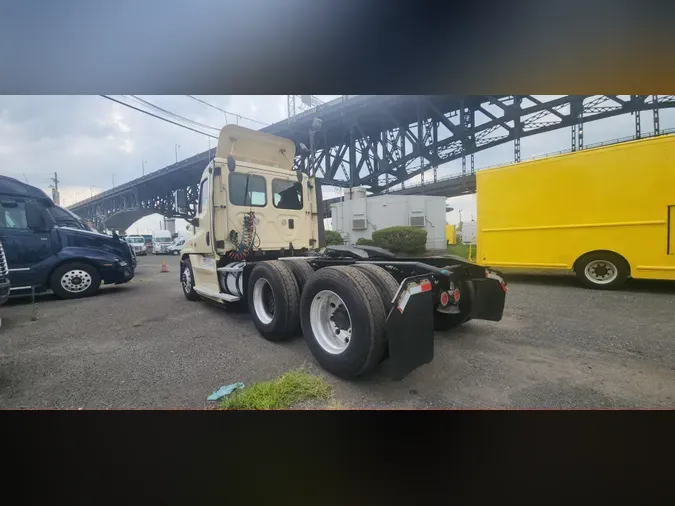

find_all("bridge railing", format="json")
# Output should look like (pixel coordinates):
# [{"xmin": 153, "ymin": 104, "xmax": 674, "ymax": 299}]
[{"xmin": 391, "ymin": 128, "xmax": 675, "ymax": 192}]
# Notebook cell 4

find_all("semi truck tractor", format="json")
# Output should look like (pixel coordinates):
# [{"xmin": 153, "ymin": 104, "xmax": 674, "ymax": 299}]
[{"xmin": 179, "ymin": 125, "xmax": 507, "ymax": 380}]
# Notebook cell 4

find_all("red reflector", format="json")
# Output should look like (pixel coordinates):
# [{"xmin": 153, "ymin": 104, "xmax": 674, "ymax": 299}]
[
  {"xmin": 501, "ymin": 281, "xmax": 508, "ymax": 292},
  {"xmin": 440, "ymin": 292, "xmax": 449, "ymax": 306},
  {"xmin": 420, "ymin": 280, "xmax": 432, "ymax": 292},
  {"xmin": 453, "ymin": 289, "xmax": 460, "ymax": 302}
]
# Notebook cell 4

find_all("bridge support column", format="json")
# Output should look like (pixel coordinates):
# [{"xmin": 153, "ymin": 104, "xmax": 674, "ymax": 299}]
[
  {"xmin": 571, "ymin": 96, "xmax": 584, "ymax": 151},
  {"xmin": 166, "ymin": 218, "xmax": 176, "ymax": 236},
  {"xmin": 514, "ymin": 96, "xmax": 522, "ymax": 162},
  {"xmin": 653, "ymin": 95, "xmax": 660, "ymax": 135}
]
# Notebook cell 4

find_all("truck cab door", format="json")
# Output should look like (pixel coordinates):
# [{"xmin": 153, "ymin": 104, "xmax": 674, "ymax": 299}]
[
  {"xmin": 192, "ymin": 171, "xmax": 213, "ymax": 254},
  {"xmin": 189, "ymin": 167, "xmax": 219, "ymax": 290},
  {"xmin": 0, "ymin": 199, "xmax": 54, "ymax": 290}
]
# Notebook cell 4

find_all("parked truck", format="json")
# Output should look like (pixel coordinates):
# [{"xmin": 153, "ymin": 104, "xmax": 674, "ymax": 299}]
[
  {"xmin": 152, "ymin": 230, "xmax": 173, "ymax": 254},
  {"xmin": 476, "ymin": 133, "xmax": 675, "ymax": 289},
  {"xmin": 0, "ymin": 176, "xmax": 136, "ymax": 299},
  {"xmin": 179, "ymin": 125, "xmax": 507, "ymax": 380}
]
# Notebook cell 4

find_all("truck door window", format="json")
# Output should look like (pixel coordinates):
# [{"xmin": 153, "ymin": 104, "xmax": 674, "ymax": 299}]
[
  {"xmin": 0, "ymin": 201, "xmax": 28, "ymax": 229},
  {"xmin": 273, "ymin": 179, "xmax": 303, "ymax": 210},
  {"xmin": 198, "ymin": 179, "xmax": 208, "ymax": 214},
  {"xmin": 229, "ymin": 173, "xmax": 267, "ymax": 207}
]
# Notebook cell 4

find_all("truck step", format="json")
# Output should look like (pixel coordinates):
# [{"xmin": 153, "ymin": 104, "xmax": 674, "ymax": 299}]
[
  {"xmin": 217, "ymin": 265, "xmax": 244, "ymax": 273},
  {"xmin": 193, "ymin": 286, "xmax": 240, "ymax": 302}
]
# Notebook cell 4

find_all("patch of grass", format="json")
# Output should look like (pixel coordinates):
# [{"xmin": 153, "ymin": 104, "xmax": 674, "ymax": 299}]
[
  {"xmin": 446, "ymin": 243, "xmax": 477, "ymax": 261},
  {"xmin": 220, "ymin": 369, "xmax": 333, "ymax": 410}
]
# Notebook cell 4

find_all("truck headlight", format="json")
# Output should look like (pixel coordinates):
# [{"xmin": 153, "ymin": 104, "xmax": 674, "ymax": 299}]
[{"xmin": 118, "ymin": 261, "xmax": 128, "ymax": 267}]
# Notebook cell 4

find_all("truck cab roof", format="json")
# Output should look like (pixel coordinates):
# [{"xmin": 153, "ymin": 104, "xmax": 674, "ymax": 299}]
[{"xmin": 0, "ymin": 175, "xmax": 52, "ymax": 203}]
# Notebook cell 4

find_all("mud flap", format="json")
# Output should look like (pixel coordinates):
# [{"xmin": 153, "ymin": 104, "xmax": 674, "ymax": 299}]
[
  {"xmin": 385, "ymin": 275, "xmax": 435, "ymax": 381},
  {"xmin": 469, "ymin": 278, "xmax": 506, "ymax": 322}
]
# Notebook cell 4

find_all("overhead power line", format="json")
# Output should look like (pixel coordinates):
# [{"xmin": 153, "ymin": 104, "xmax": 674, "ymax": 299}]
[
  {"xmin": 185, "ymin": 95, "xmax": 270, "ymax": 126},
  {"xmin": 125, "ymin": 95, "xmax": 221, "ymax": 132},
  {"xmin": 99, "ymin": 95, "xmax": 218, "ymax": 139}
]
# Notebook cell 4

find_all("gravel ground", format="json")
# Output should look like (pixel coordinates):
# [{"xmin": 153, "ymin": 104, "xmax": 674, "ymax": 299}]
[{"xmin": 1, "ymin": 256, "xmax": 674, "ymax": 409}]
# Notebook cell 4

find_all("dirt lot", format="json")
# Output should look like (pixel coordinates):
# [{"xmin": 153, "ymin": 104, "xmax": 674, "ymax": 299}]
[{"xmin": 1, "ymin": 255, "xmax": 674, "ymax": 409}]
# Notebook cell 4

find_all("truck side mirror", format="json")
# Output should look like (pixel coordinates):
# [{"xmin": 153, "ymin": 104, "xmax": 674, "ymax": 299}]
[
  {"xmin": 25, "ymin": 201, "xmax": 50, "ymax": 230},
  {"xmin": 191, "ymin": 217, "xmax": 200, "ymax": 227},
  {"xmin": 227, "ymin": 155, "xmax": 236, "ymax": 172}
]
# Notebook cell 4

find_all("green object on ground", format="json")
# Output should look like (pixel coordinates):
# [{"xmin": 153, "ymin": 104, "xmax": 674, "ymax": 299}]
[{"xmin": 220, "ymin": 369, "xmax": 333, "ymax": 410}]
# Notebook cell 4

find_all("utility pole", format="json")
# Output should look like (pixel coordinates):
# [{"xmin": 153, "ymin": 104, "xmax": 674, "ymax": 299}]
[
  {"xmin": 175, "ymin": 144, "xmax": 180, "ymax": 163},
  {"xmin": 48, "ymin": 172, "xmax": 60, "ymax": 205},
  {"xmin": 90, "ymin": 185, "xmax": 93, "ymax": 198},
  {"xmin": 112, "ymin": 174, "xmax": 116, "ymax": 189},
  {"xmin": 142, "ymin": 159, "xmax": 146, "ymax": 176}
]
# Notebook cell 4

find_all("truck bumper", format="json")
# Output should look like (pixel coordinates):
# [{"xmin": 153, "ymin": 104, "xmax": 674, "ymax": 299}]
[
  {"xmin": 101, "ymin": 266, "xmax": 135, "ymax": 285},
  {"xmin": 0, "ymin": 279, "xmax": 10, "ymax": 305}
]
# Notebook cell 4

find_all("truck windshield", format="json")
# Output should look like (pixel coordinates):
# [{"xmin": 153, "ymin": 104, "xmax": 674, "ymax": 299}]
[
  {"xmin": 127, "ymin": 237, "xmax": 144, "ymax": 244},
  {"xmin": 155, "ymin": 238, "xmax": 172, "ymax": 243}
]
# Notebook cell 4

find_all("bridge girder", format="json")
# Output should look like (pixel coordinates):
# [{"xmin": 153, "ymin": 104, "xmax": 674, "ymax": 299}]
[
  {"xmin": 298, "ymin": 95, "xmax": 675, "ymax": 192},
  {"xmin": 69, "ymin": 95, "xmax": 675, "ymax": 225}
]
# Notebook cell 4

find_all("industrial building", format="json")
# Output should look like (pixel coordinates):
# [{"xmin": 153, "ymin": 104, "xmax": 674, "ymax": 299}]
[{"xmin": 330, "ymin": 188, "xmax": 448, "ymax": 250}]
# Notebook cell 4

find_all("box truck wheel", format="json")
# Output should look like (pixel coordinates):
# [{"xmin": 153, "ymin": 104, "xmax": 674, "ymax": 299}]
[
  {"xmin": 181, "ymin": 259, "xmax": 201, "ymax": 301},
  {"xmin": 575, "ymin": 251, "xmax": 629, "ymax": 290},
  {"xmin": 284, "ymin": 258, "xmax": 316, "ymax": 293},
  {"xmin": 300, "ymin": 266, "xmax": 387, "ymax": 379},
  {"xmin": 50, "ymin": 262, "xmax": 101, "ymax": 299},
  {"xmin": 247, "ymin": 261, "xmax": 301, "ymax": 341}
]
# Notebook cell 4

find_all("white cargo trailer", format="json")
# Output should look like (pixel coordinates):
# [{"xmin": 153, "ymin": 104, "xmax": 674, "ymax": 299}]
[{"xmin": 330, "ymin": 189, "xmax": 448, "ymax": 250}]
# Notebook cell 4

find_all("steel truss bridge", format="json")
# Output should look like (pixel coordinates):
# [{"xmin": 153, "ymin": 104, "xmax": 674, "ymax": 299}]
[{"xmin": 69, "ymin": 95, "xmax": 675, "ymax": 230}]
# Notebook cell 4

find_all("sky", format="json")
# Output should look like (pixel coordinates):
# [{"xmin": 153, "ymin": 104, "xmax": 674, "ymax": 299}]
[{"xmin": 1, "ymin": 95, "xmax": 673, "ymax": 233}]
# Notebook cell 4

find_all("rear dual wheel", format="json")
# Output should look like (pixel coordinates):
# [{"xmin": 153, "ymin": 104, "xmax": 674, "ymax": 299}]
[
  {"xmin": 247, "ymin": 261, "xmax": 301, "ymax": 341},
  {"xmin": 247, "ymin": 261, "xmax": 398, "ymax": 379},
  {"xmin": 300, "ymin": 265, "xmax": 391, "ymax": 379}
]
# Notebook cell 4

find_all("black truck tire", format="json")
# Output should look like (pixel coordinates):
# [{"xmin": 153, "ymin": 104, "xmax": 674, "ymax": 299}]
[
  {"xmin": 283, "ymin": 258, "xmax": 315, "ymax": 293},
  {"xmin": 247, "ymin": 260, "xmax": 301, "ymax": 341},
  {"xmin": 350, "ymin": 263, "xmax": 398, "ymax": 312},
  {"xmin": 434, "ymin": 309, "xmax": 470, "ymax": 331},
  {"xmin": 50, "ymin": 262, "xmax": 101, "ymax": 299},
  {"xmin": 574, "ymin": 251, "xmax": 629, "ymax": 290},
  {"xmin": 180, "ymin": 258, "xmax": 201, "ymax": 301},
  {"xmin": 300, "ymin": 266, "xmax": 387, "ymax": 379}
]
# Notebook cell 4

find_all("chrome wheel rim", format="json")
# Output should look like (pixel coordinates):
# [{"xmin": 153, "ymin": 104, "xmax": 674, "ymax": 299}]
[
  {"xmin": 309, "ymin": 290, "xmax": 352, "ymax": 355},
  {"xmin": 60, "ymin": 269, "xmax": 93, "ymax": 293},
  {"xmin": 252, "ymin": 278, "xmax": 275, "ymax": 325},
  {"xmin": 584, "ymin": 260, "xmax": 618, "ymax": 285},
  {"xmin": 182, "ymin": 266, "xmax": 192, "ymax": 293}
]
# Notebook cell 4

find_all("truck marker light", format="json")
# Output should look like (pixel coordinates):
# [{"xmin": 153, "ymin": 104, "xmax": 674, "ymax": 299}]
[
  {"xmin": 440, "ymin": 291, "xmax": 450, "ymax": 306},
  {"xmin": 453, "ymin": 289, "xmax": 461, "ymax": 302}
]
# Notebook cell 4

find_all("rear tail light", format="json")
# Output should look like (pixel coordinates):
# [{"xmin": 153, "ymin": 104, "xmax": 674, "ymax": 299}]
[{"xmin": 453, "ymin": 288, "xmax": 461, "ymax": 302}]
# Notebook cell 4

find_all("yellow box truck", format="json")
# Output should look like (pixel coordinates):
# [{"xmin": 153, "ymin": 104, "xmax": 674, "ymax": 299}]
[{"xmin": 476, "ymin": 134, "xmax": 675, "ymax": 289}]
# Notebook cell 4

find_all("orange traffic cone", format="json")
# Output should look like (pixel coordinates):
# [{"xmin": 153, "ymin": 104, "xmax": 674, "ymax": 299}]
[{"xmin": 160, "ymin": 259, "xmax": 168, "ymax": 273}]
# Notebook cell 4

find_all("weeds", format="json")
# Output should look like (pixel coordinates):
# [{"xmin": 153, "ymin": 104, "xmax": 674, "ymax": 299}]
[{"xmin": 220, "ymin": 369, "xmax": 334, "ymax": 410}]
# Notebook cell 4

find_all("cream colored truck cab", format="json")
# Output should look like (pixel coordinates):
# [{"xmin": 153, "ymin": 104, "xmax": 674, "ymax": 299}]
[{"xmin": 180, "ymin": 125, "xmax": 321, "ymax": 304}]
